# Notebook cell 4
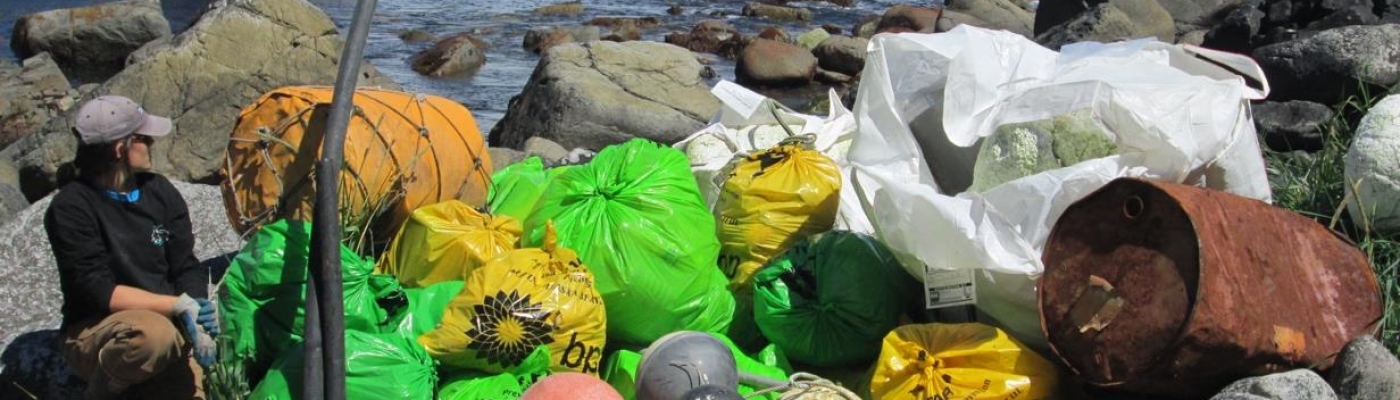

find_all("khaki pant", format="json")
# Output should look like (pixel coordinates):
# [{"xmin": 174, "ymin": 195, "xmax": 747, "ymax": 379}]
[{"xmin": 64, "ymin": 310, "xmax": 205, "ymax": 400}]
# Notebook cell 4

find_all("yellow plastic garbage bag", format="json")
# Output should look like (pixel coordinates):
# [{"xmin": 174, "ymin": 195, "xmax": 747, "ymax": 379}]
[
  {"xmin": 717, "ymin": 143, "xmax": 841, "ymax": 291},
  {"xmin": 870, "ymin": 323, "xmax": 1058, "ymax": 400},
  {"xmin": 377, "ymin": 200, "xmax": 522, "ymax": 288},
  {"xmin": 419, "ymin": 222, "xmax": 607, "ymax": 375}
]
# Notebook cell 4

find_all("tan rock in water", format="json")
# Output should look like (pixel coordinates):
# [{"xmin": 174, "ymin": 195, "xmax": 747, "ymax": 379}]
[
  {"xmin": 411, "ymin": 33, "xmax": 488, "ymax": 77},
  {"xmin": 535, "ymin": 1, "xmax": 584, "ymax": 15}
]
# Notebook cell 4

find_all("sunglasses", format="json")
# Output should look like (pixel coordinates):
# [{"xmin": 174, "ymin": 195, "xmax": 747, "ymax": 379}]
[{"xmin": 127, "ymin": 134, "xmax": 155, "ymax": 145}]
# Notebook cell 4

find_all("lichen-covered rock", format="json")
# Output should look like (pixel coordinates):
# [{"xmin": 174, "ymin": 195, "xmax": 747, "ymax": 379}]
[{"xmin": 1345, "ymin": 94, "xmax": 1400, "ymax": 234}]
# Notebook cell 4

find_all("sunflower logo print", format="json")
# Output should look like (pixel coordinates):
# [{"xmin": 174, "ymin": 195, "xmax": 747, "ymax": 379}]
[{"xmin": 465, "ymin": 290, "xmax": 558, "ymax": 368}]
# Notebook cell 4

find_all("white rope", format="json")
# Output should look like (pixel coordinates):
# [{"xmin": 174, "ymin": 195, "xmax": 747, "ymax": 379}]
[{"xmin": 745, "ymin": 372, "xmax": 862, "ymax": 400}]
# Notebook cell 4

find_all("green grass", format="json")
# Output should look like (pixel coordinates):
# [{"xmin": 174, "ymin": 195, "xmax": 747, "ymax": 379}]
[{"xmin": 1263, "ymin": 84, "xmax": 1400, "ymax": 357}]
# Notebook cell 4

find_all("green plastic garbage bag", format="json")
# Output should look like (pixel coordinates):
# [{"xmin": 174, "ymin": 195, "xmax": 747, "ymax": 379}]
[
  {"xmin": 487, "ymin": 157, "xmax": 573, "ymax": 221},
  {"xmin": 602, "ymin": 333, "xmax": 793, "ymax": 400},
  {"xmin": 248, "ymin": 331, "xmax": 437, "ymax": 400},
  {"xmin": 396, "ymin": 280, "xmax": 465, "ymax": 338},
  {"xmin": 753, "ymin": 231, "xmax": 919, "ymax": 368},
  {"xmin": 524, "ymin": 139, "xmax": 734, "ymax": 345},
  {"xmin": 438, "ymin": 347, "xmax": 552, "ymax": 400},
  {"xmin": 219, "ymin": 220, "xmax": 403, "ymax": 381}
]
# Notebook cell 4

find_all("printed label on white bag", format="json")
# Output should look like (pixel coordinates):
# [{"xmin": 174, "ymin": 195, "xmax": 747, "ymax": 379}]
[{"xmin": 924, "ymin": 266, "xmax": 976, "ymax": 309}]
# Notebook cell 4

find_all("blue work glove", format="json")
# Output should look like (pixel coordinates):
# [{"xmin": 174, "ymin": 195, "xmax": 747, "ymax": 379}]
[
  {"xmin": 194, "ymin": 298, "xmax": 219, "ymax": 337},
  {"xmin": 178, "ymin": 312, "xmax": 217, "ymax": 367},
  {"xmin": 173, "ymin": 294, "xmax": 218, "ymax": 367}
]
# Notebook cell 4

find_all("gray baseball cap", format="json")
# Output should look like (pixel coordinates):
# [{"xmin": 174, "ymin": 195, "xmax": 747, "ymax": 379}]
[{"xmin": 73, "ymin": 95, "xmax": 172, "ymax": 145}]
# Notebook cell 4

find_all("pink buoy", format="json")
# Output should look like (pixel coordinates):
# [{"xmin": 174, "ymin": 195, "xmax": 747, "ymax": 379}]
[{"xmin": 521, "ymin": 372, "xmax": 624, "ymax": 400}]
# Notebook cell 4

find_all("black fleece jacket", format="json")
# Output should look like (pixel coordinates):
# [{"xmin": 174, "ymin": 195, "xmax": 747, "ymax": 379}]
[{"xmin": 45, "ymin": 173, "xmax": 206, "ymax": 329}]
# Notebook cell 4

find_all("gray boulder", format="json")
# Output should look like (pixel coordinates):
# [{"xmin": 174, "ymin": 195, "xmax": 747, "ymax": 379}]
[
  {"xmin": 742, "ymin": 2, "xmax": 813, "ymax": 22},
  {"xmin": 944, "ymin": 0, "xmax": 1036, "ymax": 37},
  {"xmin": 1329, "ymin": 335, "xmax": 1400, "ymax": 400},
  {"xmin": 1263, "ymin": 0, "xmax": 1375, "ymax": 30},
  {"xmin": 9, "ymin": 0, "xmax": 171, "ymax": 82},
  {"xmin": 411, "ymin": 33, "xmax": 488, "ymax": 77},
  {"xmin": 1203, "ymin": 0, "xmax": 1265, "ymax": 53},
  {"xmin": 524, "ymin": 25, "xmax": 602, "ymax": 54},
  {"xmin": 0, "ymin": 53, "xmax": 77, "ymax": 149},
  {"xmin": 813, "ymin": 36, "xmax": 869, "ymax": 76},
  {"xmin": 1345, "ymin": 94, "xmax": 1400, "ymax": 234},
  {"xmin": 737, "ymin": 38, "xmax": 818, "ymax": 88},
  {"xmin": 1211, "ymin": 370, "xmax": 1339, "ymax": 400},
  {"xmin": 488, "ymin": 41, "xmax": 720, "ymax": 151},
  {"xmin": 1306, "ymin": 5, "xmax": 1381, "ymax": 31},
  {"xmin": 1254, "ymin": 24, "xmax": 1400, "ymax": 104},
  {"xmin": 1253, "ymin": 100, "xmax": 1333, "ymax": 152},
  {"xmin": 0, "ymin": 184, "xmax": 28, "ymax": 227},
  {"xmin": 1035, "ymin": 0, "xmax": 1177, "ymax": 50},
  {"xmin": 1038, "ymin": 0, "xmax": 1225, "ymax": 36},
  {"xmin": 0, "ymin": 0, "xmax": 399, "ymax": 202}
]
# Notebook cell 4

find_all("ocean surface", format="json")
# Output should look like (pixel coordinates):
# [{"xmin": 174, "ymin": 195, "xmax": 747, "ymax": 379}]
[{"xmin": 2, "ymin": 0, "xmax": 919, "ymax": 133}]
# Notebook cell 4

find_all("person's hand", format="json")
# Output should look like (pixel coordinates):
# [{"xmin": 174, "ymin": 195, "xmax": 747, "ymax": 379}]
[
  {"xmin": 179, "ymin": 312, "xmax": 217, "ymax": 367},
  {"xmin": 171, "ymin": 293, "xmax": 200, "ymax": 320},
  {"xmin": 194, "ymin": 298, "xmax": 219, "ymax": 337}
]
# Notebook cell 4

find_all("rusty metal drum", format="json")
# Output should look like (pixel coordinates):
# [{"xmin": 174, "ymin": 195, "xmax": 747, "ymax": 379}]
[{"xmin": 1039, "ymin": 178, "xmax": 1382, "ymax": 397}]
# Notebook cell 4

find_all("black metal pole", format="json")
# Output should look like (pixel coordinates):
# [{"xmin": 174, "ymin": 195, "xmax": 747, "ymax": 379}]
[
  {"xmin": 302, "ymin": 266, "xmax": 323, "ymax": 400},
  {"xmin": 307, "ymin": 0, "xmax": 377, "ymax": 398}
]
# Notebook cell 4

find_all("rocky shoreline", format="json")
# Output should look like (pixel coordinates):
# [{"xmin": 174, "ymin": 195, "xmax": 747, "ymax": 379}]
[{"xmin": 0, "ymin": 0, "xmax": 1397, "ymax": 398}]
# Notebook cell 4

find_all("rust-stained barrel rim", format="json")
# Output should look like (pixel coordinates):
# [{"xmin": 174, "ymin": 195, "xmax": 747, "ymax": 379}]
[
  {"xmin": 1040, "ymin": 178, "xmax": 1386, "ymax": 391},
  {"xmin": 1038, "ymin": 178, "xmax": 1202, "ymax": 387}
]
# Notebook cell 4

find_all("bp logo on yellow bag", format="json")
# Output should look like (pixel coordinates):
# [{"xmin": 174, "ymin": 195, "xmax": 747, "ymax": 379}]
[
  {"xmin": 466, "ymin": 290, "xmax": 557, "ymax": 367},
  {"xmin": 420, "ymin": 222, "xmax": 608, "ymax": 374}
]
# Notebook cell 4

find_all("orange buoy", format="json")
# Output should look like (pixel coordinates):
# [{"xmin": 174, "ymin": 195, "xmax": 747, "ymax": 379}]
[{"xmin": 220, "ymin": 86, "xmax": 492, "ymax": 251}]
